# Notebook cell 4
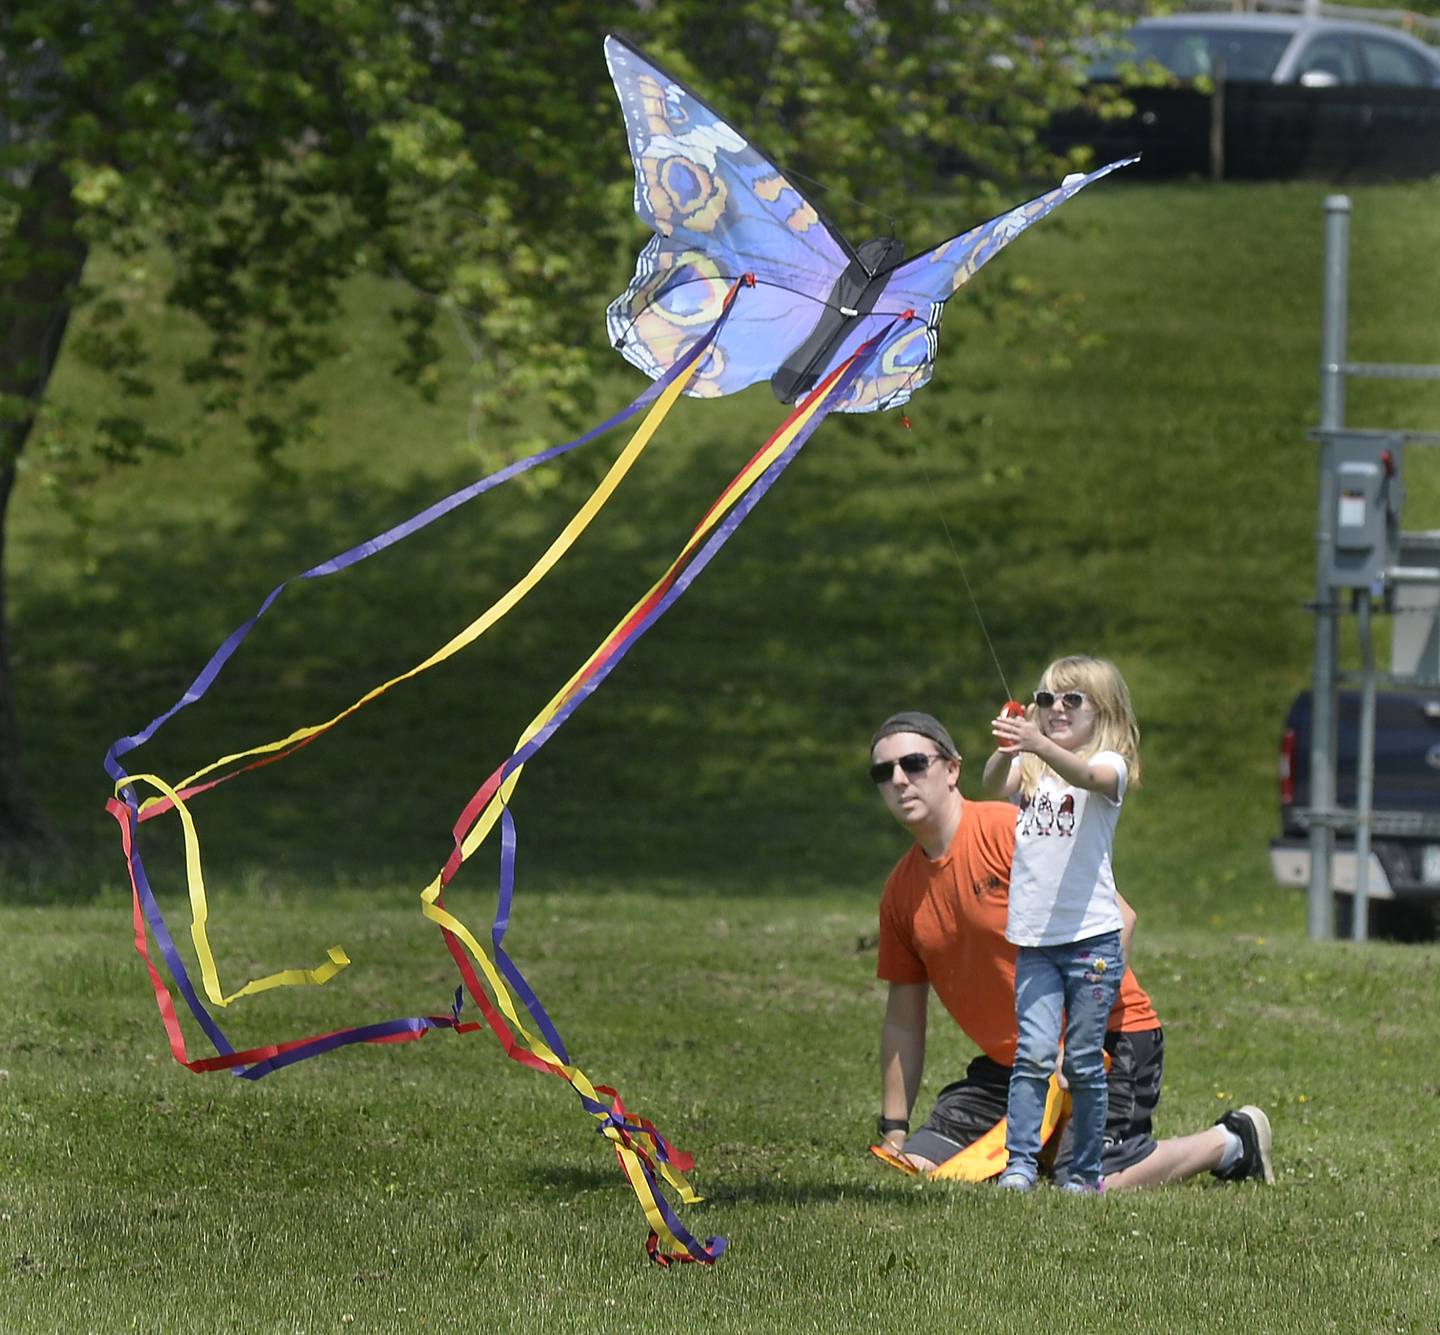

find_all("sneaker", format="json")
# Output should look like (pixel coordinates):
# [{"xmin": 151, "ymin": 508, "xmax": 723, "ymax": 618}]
[
  {"xmin": 1058, "ymin": 1178, "xmax": 1106, "ymax": 1195},
  {"xmin": 1213, "ymin": 1105, "xmax": 1274, "ymax": 1184},
  {"xmin": 995, "ymin": 1171, "xmax": 1034, "ymax": 1192}
]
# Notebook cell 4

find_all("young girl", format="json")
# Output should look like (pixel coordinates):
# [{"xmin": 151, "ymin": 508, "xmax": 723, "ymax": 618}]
[{"xmin": 982, "ymin": 655, "xmax": 1142, "ymax": 1193}]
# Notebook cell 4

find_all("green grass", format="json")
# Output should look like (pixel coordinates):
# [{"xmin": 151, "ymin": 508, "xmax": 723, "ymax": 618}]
[
  {"xmin": 4, "ymin": 180, "xmax": 1440, "ymax": 1329},
  {"xmin": 1, "ymin": 894, "xmax": 1437, "ymax": 1332}
]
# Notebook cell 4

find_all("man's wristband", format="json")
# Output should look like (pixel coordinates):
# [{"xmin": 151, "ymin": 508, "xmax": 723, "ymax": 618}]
[{"xmin": 877, "ymin": 1116, "xmax": 909, "ymax": 1137}]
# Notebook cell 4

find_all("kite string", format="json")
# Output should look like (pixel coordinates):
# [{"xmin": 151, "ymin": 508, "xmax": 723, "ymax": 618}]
[{"xmin": 908, "ymin": 432, "xmax": 1013, "ymax": 704}]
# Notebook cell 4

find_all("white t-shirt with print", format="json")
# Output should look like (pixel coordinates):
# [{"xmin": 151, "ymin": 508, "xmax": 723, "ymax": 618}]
[{"xmin": 1005, "ymin": 751, "xmax": 1128, "ymax": 947}]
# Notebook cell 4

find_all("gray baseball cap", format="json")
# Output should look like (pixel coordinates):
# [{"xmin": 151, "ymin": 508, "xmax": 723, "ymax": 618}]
[{"xmin": 870, "ymin": 711, "xmax": 959, "ymax": 759}]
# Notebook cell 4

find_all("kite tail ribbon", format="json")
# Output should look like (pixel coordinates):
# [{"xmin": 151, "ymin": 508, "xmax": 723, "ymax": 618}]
[
  {"xmin": 105, "ymin": 275, "xmax": 906, "ymax": 1265},
  {"xmin": 107, "ymin": 280, "xmax": 748, "ymax": 1039},
  {"xmin": 423, "ymin": 314, "xmax": 906, "ymax": 1264}
]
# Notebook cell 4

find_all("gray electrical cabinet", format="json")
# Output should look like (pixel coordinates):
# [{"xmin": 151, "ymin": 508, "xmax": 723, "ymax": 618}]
[{"xmin": 1325, "ymin": 433, "xmax": 1404, "ymax": 590}]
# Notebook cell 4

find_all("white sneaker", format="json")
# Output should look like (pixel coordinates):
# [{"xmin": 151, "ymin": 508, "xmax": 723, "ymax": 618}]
[{"xmin": 1213, "ymin": 1105, "xmax": 1274, "ymax": 1184}]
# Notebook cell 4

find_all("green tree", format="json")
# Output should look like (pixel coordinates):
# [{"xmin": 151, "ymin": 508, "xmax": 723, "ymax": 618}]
[{"xmin": 1, "ymin": 0, "xmax": 1114, "ymax": 851}]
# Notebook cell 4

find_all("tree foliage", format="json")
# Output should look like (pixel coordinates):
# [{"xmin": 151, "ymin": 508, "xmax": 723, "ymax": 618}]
[{"xmin": 0, "ymin": 0, "xmax": 1118, "ymax": 847}]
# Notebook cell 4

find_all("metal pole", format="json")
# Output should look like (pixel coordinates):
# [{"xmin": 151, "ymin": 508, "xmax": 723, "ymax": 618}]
[
  {"xmin": 1320, "ymin": 196, "xmax": 1350, "ymax": 433},
  {"xmin": 1209, "ymin": 58, "xmax": 1226, "ymax": 183},
  {"xmin": 1309, "ymin": 195, "xmax": 1350, "ymax": 941},
  {"xmin": 1352, "ymin": 591, "xmax": 1376, "ymax": 942}
]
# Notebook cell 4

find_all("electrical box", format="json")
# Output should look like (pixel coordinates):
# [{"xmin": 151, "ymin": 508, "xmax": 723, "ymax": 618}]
[{"xmin": 1326, "ymin": 433, "xmax": 1404, "ymax": 590}]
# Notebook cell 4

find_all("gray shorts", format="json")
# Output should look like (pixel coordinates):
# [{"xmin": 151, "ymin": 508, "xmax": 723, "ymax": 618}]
[{"xmin": 904, "ymin": 1027, "xmax": 1164, "ymax": 1186}]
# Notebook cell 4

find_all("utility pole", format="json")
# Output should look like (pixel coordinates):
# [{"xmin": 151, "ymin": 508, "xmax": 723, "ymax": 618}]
[{"xmin": 1308, "ymin": 195, "xmax": 1350, "ymax": 940}]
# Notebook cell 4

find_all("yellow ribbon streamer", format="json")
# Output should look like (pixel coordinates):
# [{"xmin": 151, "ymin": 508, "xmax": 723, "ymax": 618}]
[
  {"xmin": 123, "ymin": 296, "xmax": 854, "ymax": 1254},
  {"xmin": 437, "ymin": 369, "xmax": 839, "ymax": 870},
  {"xmin": 120, "ymin": 772, "xmax": 351, "ymax": 1005},
  {"xmin": 127, "ymin": 346, "xmax": 706, "ymax": 821},
  {"xmin": 118, "ymin": 337, "xmax": 707, "ymax": 1007},
  {"xmin": 410, "ymin": 372, "xmax": 845, "ymax": 1235}
]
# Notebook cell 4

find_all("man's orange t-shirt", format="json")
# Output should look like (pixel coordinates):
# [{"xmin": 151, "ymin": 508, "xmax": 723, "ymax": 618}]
[{"xmin": 876, "ymin": 798, "xmax": 1159, "ymax": 1067}]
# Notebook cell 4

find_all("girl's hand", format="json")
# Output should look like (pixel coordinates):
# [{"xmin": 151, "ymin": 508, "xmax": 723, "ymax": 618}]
[{"xmin": 991, "ymin": 713, "xmax": 1044, "ymax": 755}]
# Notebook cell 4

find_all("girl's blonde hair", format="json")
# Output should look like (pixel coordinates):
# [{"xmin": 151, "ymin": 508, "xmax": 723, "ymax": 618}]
[{"xmin": 1017, "ymin": 655, "xmax": 1142, "ymax": 799}]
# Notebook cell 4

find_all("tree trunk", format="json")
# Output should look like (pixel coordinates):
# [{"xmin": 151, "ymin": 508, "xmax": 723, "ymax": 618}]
[
  {"xmin": 0, "ymin": 158, "xmax": 90, "ymax": 854},
  {"xmin": 0, "ymin": 453, "xmax": 55, "ymax": 850}
]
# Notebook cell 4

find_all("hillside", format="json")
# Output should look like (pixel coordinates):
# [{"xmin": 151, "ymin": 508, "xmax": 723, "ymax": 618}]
[{"xmin": 10, "ymin": 179, "xmax": 1440, "ymax": 933}]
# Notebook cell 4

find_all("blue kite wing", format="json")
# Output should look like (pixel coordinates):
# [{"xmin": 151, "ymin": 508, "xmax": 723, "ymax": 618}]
[
  {"xmin": 815, "ymin": 156, "xmax": 1140, "ymax": 413},
  {"xmin": 604, "ymin": 32, "xmax": 1136, "ymax": 412},
  {"xmin": 603, "ymin": 34, "xmax": 854, "ymax": 399}
]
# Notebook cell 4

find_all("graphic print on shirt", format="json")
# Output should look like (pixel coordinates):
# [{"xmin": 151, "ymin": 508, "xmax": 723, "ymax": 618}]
[
  {"xmin": 1019, "ymin": 790, "xmax": 1076, "ymax": 838},
  {"xmin": 970, "ymin": 873, "xmax": 1008, "ymax": 900},
  {"xmin": 1026, "ymin": 792, "xmax": 1055, "ymax": 836}
]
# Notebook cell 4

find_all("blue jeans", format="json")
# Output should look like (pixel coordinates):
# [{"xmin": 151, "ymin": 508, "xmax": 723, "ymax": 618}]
[{"xmin": 1005, "ymin": 931, "xmax": 1125, "ymax": 1186}]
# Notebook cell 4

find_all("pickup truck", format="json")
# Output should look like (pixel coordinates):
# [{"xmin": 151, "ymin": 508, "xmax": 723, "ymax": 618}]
[{"xmin": 1270, "ymin": 689, "xmax": 1440, "ymax": 940}]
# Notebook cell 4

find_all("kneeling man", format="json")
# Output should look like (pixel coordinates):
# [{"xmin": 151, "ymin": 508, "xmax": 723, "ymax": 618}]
[{"xmin": 870, "ymin": 711, "xmax": 1272, "ymax": 1188}]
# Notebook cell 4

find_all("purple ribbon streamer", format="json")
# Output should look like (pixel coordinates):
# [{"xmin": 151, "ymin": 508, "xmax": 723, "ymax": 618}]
[
  {"xmin": 108, "ymin": 296, "xmax": 884, "ymax": 1272},
  {"xmin": 104, "ymin": 304, "xmax": 740, "ymax": 1075},
  {"xmin": 491, "ymin": 803, "xmax": 571, "ymax": 1064},
  {"xmin": 466, "ymin": 333, "xmax": 890, "ymax": 1265},
  {"xmin": 102, "ymin": 307, "xmax": 734, "ymax": 788}
]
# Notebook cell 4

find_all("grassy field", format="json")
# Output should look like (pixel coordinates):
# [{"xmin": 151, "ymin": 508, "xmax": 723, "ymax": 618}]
[
  {"xmin": 2, "ymin": 898, "xmax": 1437, "ymax": 1332},
  {"xmin": 3, "ymin": 180, "xmax": 1440, "ymax": 1330}
]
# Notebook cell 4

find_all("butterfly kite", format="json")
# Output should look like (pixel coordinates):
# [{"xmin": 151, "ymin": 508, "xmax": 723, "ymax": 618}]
[{"xmin": 104, "ymin": 32, "xmax": 1134, "ymax": 1267}]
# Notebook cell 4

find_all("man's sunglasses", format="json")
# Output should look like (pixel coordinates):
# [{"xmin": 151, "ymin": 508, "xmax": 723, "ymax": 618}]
[
  {"xmin": 1033, "ymin": 689, "xmax": 1088, "ymax": 711},
  {"xmin": 870, "ymin": 752, "xmax": 946, "ymax": 785}
]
